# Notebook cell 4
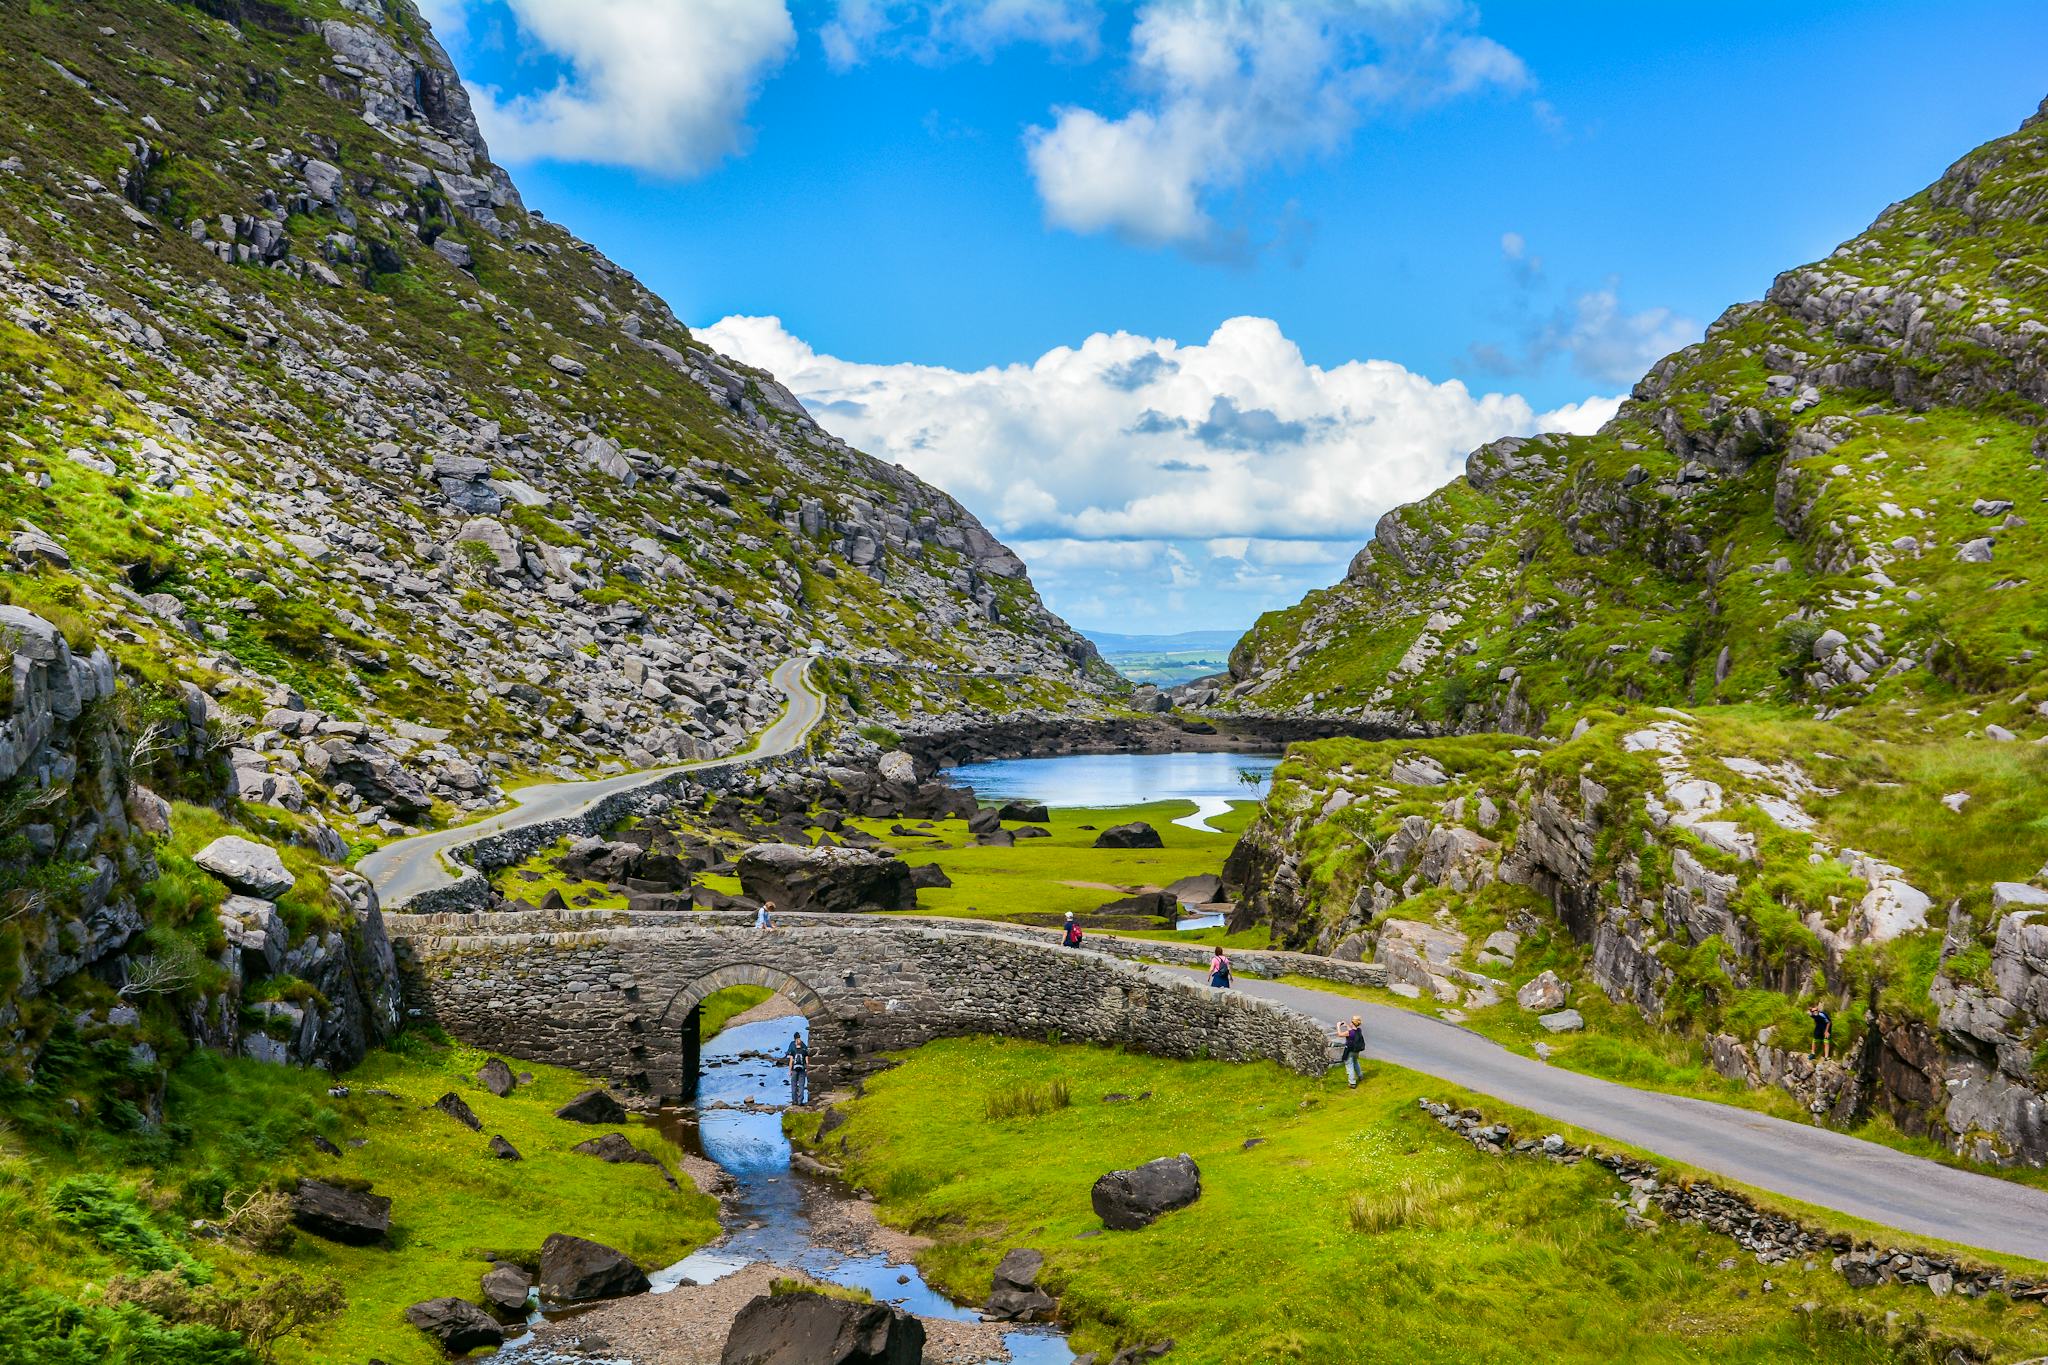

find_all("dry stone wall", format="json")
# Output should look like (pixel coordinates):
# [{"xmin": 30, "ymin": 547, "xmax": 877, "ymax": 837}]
[{"xmin": 388, "ymin": 910, "xmax": 1333, "ymax": 1099}]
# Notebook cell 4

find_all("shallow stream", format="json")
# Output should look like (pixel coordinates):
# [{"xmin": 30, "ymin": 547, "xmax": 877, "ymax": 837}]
[{"xmin": 502, "ymin": 1015, "xmax": 1073, "ymax": 1363}]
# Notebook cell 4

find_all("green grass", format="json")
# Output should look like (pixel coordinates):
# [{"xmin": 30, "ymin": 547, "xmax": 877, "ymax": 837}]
[
  {"xmin": 491, "ymin": 837, "xmax": 627, "ymax": 910},
  {"xmin": 799, "ymin": 1037, "xmax": 2047, "ymax": 1363},
  {"xmin": 846, "ymin": 800, "xmax": 1256, "ymax": 925},
  {"xmin": 0, "ymin": 1034, "xmax": 720, "ymax": 1365},
  {"xmin": 699, "ymin": 985, "xmax": 775, "ymax": 1041}
]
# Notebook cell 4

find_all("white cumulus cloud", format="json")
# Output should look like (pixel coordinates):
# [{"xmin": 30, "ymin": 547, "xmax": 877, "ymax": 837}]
[
  {"xmin": 460, "ymin": 0, "xmax": 796, "ymax": 177},
  {"xmin": 1026, "ymin": 0, "xmax": 1529, "ymax": 250},
  {"xmin": 700, "ymin": 312, "xmax": 1615, "ymax": 630}
]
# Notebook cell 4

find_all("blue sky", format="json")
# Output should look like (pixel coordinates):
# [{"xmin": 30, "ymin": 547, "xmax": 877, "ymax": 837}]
[{"xmin": 422, "ymin": 0, "xmax": 2048, "ymax": 634}]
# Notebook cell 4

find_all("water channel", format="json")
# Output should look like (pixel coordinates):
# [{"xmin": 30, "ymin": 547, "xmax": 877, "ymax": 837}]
[{"xmin": 501, "ymin": 1014, "xmax": 1074, "ymax": 1363}]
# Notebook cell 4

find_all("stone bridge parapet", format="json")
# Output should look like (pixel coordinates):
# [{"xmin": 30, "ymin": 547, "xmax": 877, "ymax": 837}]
[{"xmin": 389, "ymin": 910, "xmax": 1333, "ymax": 1099}]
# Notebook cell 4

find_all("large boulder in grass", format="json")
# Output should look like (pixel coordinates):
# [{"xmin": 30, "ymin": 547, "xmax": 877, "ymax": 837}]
[
  {"xmin": 737, "ymin": 843, "xmax": 917, "ymax": 914},
  {"xmin": 405, "ymin": 1297, "xmax": 504, "ymax": 1353},
  {"xmin": 193, "ymin": 836, "xmax": 295, "ymax": 898},
  {"xmin": 998, "ymin": 801, "xmax": 1049, "ymax": 823},
  {"xmin": 910, "ymin": 863, "xmax": 952, "ymax": 890},
  {"xmin": 572, "ymin": 1132, "xmax": 680, "ymax": 1189},
  {"xmin": 537, "ymin": 1232, "xmax": 649, "ymax": 1303},
  {"xmin": 1090, "ymin": 1154, "xmax": 1201, "ymax": 1230},
  {"xmin": 985, "ymin": 1247, "xmax": 1056, "ymax": 1322},
  {"xmin": 555, "ymin": 1087, "xmax": 628, "ymax": 1124},
  {"xmin": 433, "ymin": 1091, "xmax": 482, "ymax": 1130},
  {"xmin": 291, "ymin": 1178, "xmax": 390, "ymax": 1244},
  {"xmin": 1093, "ymin": 822, "xmax": 1163, "ymax": 850},
  {"xmin": 477, "ymin": 1056, "xmax": 517, "ymax": 1097},
  {"xmin": 721, "ymin": 1290, "xmax": 926, "ymax": 1365}
]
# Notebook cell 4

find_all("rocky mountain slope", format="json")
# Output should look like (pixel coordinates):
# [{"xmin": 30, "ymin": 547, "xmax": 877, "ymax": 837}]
[
  {"xmin": 1229, "ymin": 97, "xmax": 2048, "ymax": 730},
  {"xmin": 0, "ymin": 0, "xmax": 1108, "ymax": 854},
  {"xmin": 1220, "ymin": 98, "xmax": 2048, "ymax": 1166}
]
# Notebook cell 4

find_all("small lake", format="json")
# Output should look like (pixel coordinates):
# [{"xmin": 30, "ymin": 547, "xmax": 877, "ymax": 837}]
[{"xmin": 945, "ymin": 750, "xmax": 1282, "ymax": 811}]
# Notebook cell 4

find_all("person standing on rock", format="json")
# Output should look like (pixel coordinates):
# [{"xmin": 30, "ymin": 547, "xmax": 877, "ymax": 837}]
[
  {"xmin": 784, "ymin": 1031, "xmax": 809, "ymax": 1104},
  {"xmin": 1209, "ymin": 948, "xmax": 1233, "ymax": 989},
  {"xmin": 1062, "ymin": 911, "xmax": 1084, "ymax": 949},
  {"xmin": 1338, "ymin": 1016, "xmax": 1366, "ymax": 1088},
  {"xmin": 1808, "ymin": 1002, "xmax": 1833, "ymax": 1061},
  {"xmin": 756, "ymin": 899, "xmax": 777, "ymax": 933}
]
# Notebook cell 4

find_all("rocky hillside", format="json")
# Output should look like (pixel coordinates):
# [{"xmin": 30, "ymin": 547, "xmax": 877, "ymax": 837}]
[
  {"xmin": 1218, "ymin": 98, "xmax": 2048, "ymax": 1167},
  {"xmin": 1228, "ymin": 96, "xmax": 2048, "ymax": 731},
  {"xmin": 0, "ymin": 0, "xmax": 1108, "ymax": 854}
]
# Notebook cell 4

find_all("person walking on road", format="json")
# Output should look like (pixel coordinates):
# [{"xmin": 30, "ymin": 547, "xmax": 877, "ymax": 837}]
[
  {"xmin": 1808, "ymin": 1002, "xmax": 1833, "ymax": 1061},
  {"xmin": 755, "ymin": 899, "xmax": 778, "ymax": 932},
  {"xmin": 784, "ymin": 1030, "xmax": 809, "ymax": 1104},
  {"xmin": 1061, "ymin": 911, "xmax": 1084, "ymax": 948},
  {"xmin": 1209, "ymin": 947, "xmax": 1233, "ymax": 989},
  {"xmin": 1338, "ymin": 1015, "xmax": 1366, "ymax": 1088}
]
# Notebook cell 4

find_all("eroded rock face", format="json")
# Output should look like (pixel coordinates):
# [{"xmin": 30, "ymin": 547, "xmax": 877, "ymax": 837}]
[
  {"xmin": 537, "ymin": 1232, "xmax": 649, "ymax": 1304},
  {"xmin": 1091, "ymin": 1154, "xmax": 1201, "ymax": 1230},
  {"xmin": 720, "ymin": 1290, "xmax": 926, "ymax": 1365},
  {"xmin": 737, "ymin": 843, "xmax": 917, "ymax": 914}
]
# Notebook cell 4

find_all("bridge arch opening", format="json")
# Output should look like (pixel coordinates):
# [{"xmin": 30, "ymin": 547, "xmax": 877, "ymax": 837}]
[{"xmin": 658, "ymin": 963, "xmax": 828, "ymax": 1102}]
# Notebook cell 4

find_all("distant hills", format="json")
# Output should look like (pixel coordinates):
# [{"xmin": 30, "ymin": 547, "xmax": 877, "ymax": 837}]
[{"xmin": 1087, "ymin": 629, "xmax": 1242, "ymax": 686}]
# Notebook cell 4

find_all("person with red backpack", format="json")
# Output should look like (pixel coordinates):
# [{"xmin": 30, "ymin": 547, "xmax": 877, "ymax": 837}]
[{"xmin": 1061, "ymin": 911, "xmax": 1083, "ymax": 948}]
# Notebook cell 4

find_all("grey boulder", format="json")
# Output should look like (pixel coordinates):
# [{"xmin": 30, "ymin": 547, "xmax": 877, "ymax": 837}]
[
  {"xmin": 555, "ymin": 1087, "xmax": 628, "ymax": 1124},
  {"xmin": 538, "ymin": 1232, "xmax": 650, "ymax": 1304},
  {"xmin": 291, "ymin": 1178, "xmax": 390, "ymax": 1245},
  {"xmin": 477, "ymin": 1055, "xmax": 517, "ymax": 1097},
  {"xmin": 194, "ymin": 836, "xmax": 295, "ymax": 898},
  {"xmin": 985, "ymin": 1247, "xmax": 1056, "ymax": 1322},
  {"xmin": 737, "ymin": 843, "xmax": 917, "ymax": 914},
  {"xmin": 1093, "ymin": 822, "xmax": 1163, "ymax": 850},
  {"xmin": 720, "ymin": 1290, "xmax": 926, "ymax": 1365},
  {"xmin": 481, "ymin": 1262, "xmax": 535, "ymax": 1317},
  {"xmin": 1091, "ymin": 1154, "xmax": 1201, "ymax": 1230},
  {"xmin": 404, "ymin": 1297, "xmax": 503, "ymax": 1353}
]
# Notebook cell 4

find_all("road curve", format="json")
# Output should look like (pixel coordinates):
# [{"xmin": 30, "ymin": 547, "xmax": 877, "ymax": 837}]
[
  {"xmin": 1155, "ymin": 964, "xmax": 2048, "ymax": 1262},
  {"xmin": 359, "ymin": 656, "xmax": 825, "ymax": 907}
]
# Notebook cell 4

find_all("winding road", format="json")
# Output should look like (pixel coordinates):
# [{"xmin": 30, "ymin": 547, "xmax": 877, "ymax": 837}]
[
  {"xmin": 360, "ymin": 655, "xmax": 825, "ymax": 906},
  {"xmin": 1156, "ymin": 963, "xmax": 2048, "ymax": 1262},
  {"xmin": 362, "ymin": 669, "xmax": 2048, "ymax": 1263}
]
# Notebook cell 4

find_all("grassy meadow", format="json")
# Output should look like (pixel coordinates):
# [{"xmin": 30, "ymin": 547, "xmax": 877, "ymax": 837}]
[
  {"xmin": 794, "ymin": 1037, "xmax": 2048, "ymax": 1364},
  {"xmin": 0, "ymin": 1032, "xmax": 717, "ymax": 1365}
]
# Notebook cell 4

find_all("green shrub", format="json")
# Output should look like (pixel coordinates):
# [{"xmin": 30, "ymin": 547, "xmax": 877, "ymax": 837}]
[{"xmin": 47, "ymin": 1176, "xmax": 206, "ymax": 1280}]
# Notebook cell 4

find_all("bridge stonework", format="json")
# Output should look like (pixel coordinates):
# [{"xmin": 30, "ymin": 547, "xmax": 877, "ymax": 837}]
[{"xmin": 387, "ymin": 910, "xmax": 1332, "ymax": 1100}]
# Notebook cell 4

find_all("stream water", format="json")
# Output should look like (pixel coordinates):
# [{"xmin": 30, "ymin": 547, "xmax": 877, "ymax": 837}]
[{"xmin": 502, "ymin": 1015, "xmax": 1073, "ymax": 1363}]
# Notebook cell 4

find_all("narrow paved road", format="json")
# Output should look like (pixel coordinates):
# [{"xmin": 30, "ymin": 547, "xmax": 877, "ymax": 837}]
[
  {"xmin": 360, "ymin": 656, "xmax": 824, "ymax": 907},
  {"xmin": 1156, "ymin": 964, "xmax": 2048, "ymax": 1262}
]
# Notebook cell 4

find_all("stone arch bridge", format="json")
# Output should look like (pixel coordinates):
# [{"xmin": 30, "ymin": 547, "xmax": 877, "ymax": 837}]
[{"xmin": 385, "ymin": 909, "xmax": 1331, "ymax": 1101}]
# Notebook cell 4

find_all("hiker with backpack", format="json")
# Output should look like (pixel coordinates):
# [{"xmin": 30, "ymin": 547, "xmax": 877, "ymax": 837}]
[
  {"xmin": 1209, "ymin": 947, "xmax": 1233, "ymax": 989},
  {"xmin": 1062, "ymin": 911, "xmax": 1084, "ymax": 948}
]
